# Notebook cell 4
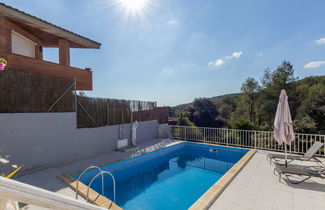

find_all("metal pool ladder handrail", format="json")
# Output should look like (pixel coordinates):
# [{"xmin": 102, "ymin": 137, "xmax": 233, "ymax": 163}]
[
  {"xmin": 87, "ymin": 171, "xmax": 116, "ymax": 203},
  {"xmin": 76, "ymin": 166, "xmax": 104, "ymax": 199}
]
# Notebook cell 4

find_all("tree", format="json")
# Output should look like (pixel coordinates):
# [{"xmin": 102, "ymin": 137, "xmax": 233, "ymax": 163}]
[
  {"xmin": 299, "ymin": 91, "xmax": 325, "ymax": 134},
  {"xmin": 258, "ymin": 61, "xmax": 298, "ymax": 130},
  {"xmin": 187, "ymin": 98, "xmax": 222, "ymax": 127},
  {"xmin": 294, "ymin": 114, "xmax": 317, "ymax": 134},
  {"xmin": 171, "ymin": 61, "xmax": 325, "ymax": 134},
  {"xmin": 218, "ymin": 103, "xmax": 233, "ymax": 127},
  {"xmin": 216, "ymin": 95, "xmax": 238, "ymax": 128},
  {"xmin": 176, "ymin": 112, "xmax": 194, "ymax": 126},
  {"xmin": 261, "ymin": 61, "xmax": 297, "ymax": 90},
  {"xmin": 232, "ymin": 119, "xmax": 255, "ymax": 130},
  {"xmin": 168, "ymin": 107, "xmax": 176, "ymax": 118},
  {"xmin": 240, "ymin": 77, "xmax": 260, "ymax": 122}
]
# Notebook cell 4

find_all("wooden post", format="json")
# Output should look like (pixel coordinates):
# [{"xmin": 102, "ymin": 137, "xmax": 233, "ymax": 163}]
[
  {"xmin": 113, "ymin": 99, "xmax": 115, "ymax": 125},
  {"xmin": 107, "ymin": 104, "xmax": 110, "ymax": 126},
  {"xmin": 35, "ymin": 46, "xmax": 43, "ymax": 60},
  {"xmin": 59, "ymin": 39, "xmax": 70, "ymax": 66},
  {"xmin": 0, "ymin": 17, "xmax": 10, "ymax": 60}
]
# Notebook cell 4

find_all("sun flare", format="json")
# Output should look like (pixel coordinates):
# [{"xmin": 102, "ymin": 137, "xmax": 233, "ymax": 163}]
[{"xmin": 120, "ymin": 0, "xmax": 148, "ymax": 11}]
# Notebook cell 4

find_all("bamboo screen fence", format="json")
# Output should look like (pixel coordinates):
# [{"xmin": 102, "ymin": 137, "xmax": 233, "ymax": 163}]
[
  {"xmin": 76, "ymin": 97, "xmax": 159, "ymax": 128},
  {"xmin": 0, "ymin": 68, "xmax": 74, "ymax": 112},
  {"xmin": 0, "ymin": 69, "xmax": 168, "ymax": 128}
]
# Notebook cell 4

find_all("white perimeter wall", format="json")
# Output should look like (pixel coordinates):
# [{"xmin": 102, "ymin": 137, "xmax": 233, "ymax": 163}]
[{"xmin": 0, "ymin": 113, "xmax": 158, "ymax": 171}]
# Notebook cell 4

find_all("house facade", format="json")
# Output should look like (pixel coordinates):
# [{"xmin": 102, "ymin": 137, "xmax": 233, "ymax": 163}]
[{"xmin": 0, "ymin": 3, "xmax": 100, "ymax": 90}]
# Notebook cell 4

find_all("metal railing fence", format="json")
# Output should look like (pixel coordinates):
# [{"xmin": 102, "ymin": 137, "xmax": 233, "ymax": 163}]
[{"xmin": 170, "ymin": 125, "xmax": 325, "ymax": 157}]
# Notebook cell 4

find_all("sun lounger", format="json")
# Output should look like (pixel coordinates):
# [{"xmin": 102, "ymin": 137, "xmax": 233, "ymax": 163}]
[
  {"xmin": 274, "ymin": 163, "xmax": 325, "ymax": 184},
  {"xmin": 267, "ymin": 141, "xmax": 324, "ymax": 167}
]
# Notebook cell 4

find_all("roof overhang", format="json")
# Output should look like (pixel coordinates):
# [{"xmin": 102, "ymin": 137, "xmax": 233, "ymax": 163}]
[{"xmin": 0, "ymin": 3, "xmax": 101, "ymax": 49}]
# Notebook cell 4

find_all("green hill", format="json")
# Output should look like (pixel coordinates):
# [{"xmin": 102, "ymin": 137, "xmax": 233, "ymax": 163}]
[
  {"xmin": 173, "ymin": 93, "xmax": 240, "ymax": 113},
  {"xmin": 171, "ymin": 71, "xmax": 325, "ymax": 134}
]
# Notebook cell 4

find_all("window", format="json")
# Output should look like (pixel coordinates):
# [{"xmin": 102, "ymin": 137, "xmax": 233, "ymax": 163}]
[{"xmin": 11, "ymin": 30, "xmax": 36, "ymax": 58}]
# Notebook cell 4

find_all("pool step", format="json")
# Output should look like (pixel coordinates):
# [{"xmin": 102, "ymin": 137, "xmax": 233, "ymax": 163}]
[{"xmin": 58, "ymin": 173, "xmax": 122, "ymax": 210}]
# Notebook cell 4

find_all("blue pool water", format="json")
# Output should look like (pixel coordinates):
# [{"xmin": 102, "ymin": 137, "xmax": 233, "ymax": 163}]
[{"xmin": 73, "ymin": 142, "xmax": 248, "ymax": 210}]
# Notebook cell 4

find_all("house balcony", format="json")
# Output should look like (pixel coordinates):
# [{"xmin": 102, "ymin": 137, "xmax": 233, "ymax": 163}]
[{"xmin": 7, "ymin": 53, "xmax": 92, "ymax": 90}]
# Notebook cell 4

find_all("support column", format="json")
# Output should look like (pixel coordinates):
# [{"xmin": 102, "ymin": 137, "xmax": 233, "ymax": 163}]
[
  {"xmin": 0, "ymin": 16, "xmax": 11, "ymax": 59},
  {"xmin": 35, "ymin": 46, "xmax": 43, "ymax": 60},
  {"xmin": 59, "ymin": 39, "xmax": 70, "ymax": 66}
]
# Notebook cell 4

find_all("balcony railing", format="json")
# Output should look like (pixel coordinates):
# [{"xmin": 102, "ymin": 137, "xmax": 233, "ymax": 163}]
[
  {"xmin": 7, "ymin": 53, "xmax": 92, "ymax": 90},
  {"xmin": 170, "ymin": 125, "xmax": 325, "ymax": 157}
]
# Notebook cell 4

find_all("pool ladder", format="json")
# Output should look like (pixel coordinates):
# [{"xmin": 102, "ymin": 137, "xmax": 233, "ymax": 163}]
[{"xmin": 76, "ymin": 166, "xmax": 116, "ymax": 203}]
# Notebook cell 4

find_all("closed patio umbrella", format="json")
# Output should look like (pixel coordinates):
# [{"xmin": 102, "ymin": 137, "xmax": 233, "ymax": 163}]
[{"xmin": 273, "ymin": 89, "xmax": 295, "ymax": 167}]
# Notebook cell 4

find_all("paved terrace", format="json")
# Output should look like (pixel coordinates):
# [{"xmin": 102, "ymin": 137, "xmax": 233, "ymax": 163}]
[
  {"xmin": 210, "ymin": 151, "xmax": 325, "ymax": 210},
  {"xmin": 15, "ymin": 139, "xmax": 325, "ymax": 210}
]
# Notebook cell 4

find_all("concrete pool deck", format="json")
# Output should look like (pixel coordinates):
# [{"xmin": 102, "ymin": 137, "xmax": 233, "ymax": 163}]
[
  {"xmin": 210, "ymin": 151, "xmax": 325, "ymax": 210},
  {"xmin": 15, "ymin": 139, "xmax": 325, "ymax": 210}
]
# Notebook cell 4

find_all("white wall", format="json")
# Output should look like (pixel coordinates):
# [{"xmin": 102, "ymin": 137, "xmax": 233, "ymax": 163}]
[
  {"xmin": 158, "ymin": 123, "xmax": 171, "ymax": 138},
  {"xmin": 0, "ymin": 113, "xmax": 158, "ymax": 171},
  {"xmin": 11, "ymin": 30, "xmax": 36, "ymax": 58}
]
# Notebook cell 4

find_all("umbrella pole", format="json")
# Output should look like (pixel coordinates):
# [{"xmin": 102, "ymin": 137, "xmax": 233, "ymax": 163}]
[{"xmin": 285, "ymin": 144, "xmax": 288, "ymax": 167}]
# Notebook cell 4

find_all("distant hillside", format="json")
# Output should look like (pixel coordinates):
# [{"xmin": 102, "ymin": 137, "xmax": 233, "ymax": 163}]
[
  {"xmin": 173, "ymin": 93, "xmax": 241, "ymax": 113},
  {"xmin": 173, "ymin": 75, "xmax": 325, "ymax": 114},
  {"xmin": 171, "ymin": 70, "xmax": 325, "ymax": 134}
]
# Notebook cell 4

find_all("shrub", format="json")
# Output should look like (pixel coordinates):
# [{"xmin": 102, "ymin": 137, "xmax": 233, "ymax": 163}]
[{"xmin": 232, "ymin": 119, "xmax": 255, "ymax": 130}]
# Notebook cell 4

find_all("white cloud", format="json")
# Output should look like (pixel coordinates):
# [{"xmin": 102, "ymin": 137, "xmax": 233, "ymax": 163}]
[
  {"xmin": 315, "ymin": 38, "xmax": 325, "ymax": 45},
  {"xmin": 160, "ymin": 67, "xmax": 174, "ymax": 75},
  {"xmin": 208, "ymin": 59, "xmax": 224, "ymax": 66},
  {"xmin": 167, "ymin": 19, "xmax": 178, "ymax": 25},
  {"xmin": 304, "ymin": 61, "xmax": 325, "ymax": 69},
  {"xmin": 256, "ymin": 52, "xmax": 263, "ymax": 56},
  {"xmin": 232, "ymin": 51, "xmax": 242, "ymax": 58},
  {"xmin": 225, "ymin": 51, "xmax": 243, "ymax": 59},
  {"xmin": 208, "ymin": 51, "xmax": 243, "ymax": 67}
]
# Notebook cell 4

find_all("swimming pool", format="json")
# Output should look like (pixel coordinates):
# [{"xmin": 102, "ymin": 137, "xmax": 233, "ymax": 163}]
[{"xmin": 73, "ymin": 142, "xmax": 249, "ymax": 209}]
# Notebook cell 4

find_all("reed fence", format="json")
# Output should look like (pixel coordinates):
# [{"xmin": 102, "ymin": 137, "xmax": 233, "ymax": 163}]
[
  {"xmin": 0, "ymin": 69, "xmax": 168, "ymax": 128},
  {"xmin": 0, "ymin": 68, "xmax": 74, "ymax": 112},
  {"xmin": 76, "ymin": 97, "xmax": 161, "ymax": 128}
]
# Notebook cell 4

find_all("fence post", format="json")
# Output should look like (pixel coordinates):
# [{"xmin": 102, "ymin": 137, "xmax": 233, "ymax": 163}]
[
  {"xmin": 254, "ymin": 131, "xmax": 257, "ymax": 148},
  {"xmin": 155, "ymin": 102, "xmax": 158, "ymax": 122},
  {"xmin": 74, "ymin": 78, "xmax": 77, "ymax": 113},
  {"xmin": 185, "ymin": 126, "xmax": 187, "ymax": 141},
  {"xmin": 121, "ymin": 107, "xmax": 124, "ymax": 124},
  {"xmin": 203, "ymin": 128, "xmax": 206, "ymax": 143},
  {"xmin": 74, "ymin": 79, "xmax": 78, "ymax": 127},
  {"xmin": 226, "ymin": 129, "xmax": 229, "ymax": 146},
  {"xmin": 107, "ymin": 104, "xmax": 109, "ymax": 126},
  {"xmin": 113, "ymin": 99, "xmax": 115, "ymax": 125},
  {"xmin": 289, "ymin": 144, "xmax": 291, "ymax": 154}
]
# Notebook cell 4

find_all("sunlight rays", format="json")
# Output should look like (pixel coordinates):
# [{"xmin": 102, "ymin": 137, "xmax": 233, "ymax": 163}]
[
  {"xmin": 114, "ymin": 0, "xmax": 153, "ymax": 23},
  {"xmin": 120, "ymin": 0, "xmax": 148, "ymax": 11}
]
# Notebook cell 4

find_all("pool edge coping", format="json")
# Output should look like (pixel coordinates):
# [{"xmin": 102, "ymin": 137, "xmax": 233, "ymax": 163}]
[
  {"xmin": 189, "ymin": 146, "xmax": 257, "ymax": 210},
  {"xmin": 58, "ymin": 140, "xmax": 255, "ymax": 210}
]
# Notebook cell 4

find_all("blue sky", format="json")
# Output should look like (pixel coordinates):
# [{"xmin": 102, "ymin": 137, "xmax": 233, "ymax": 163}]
[{"xmin": 3, "ymin": 0, "xmax": 325, "ymax": 106}]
